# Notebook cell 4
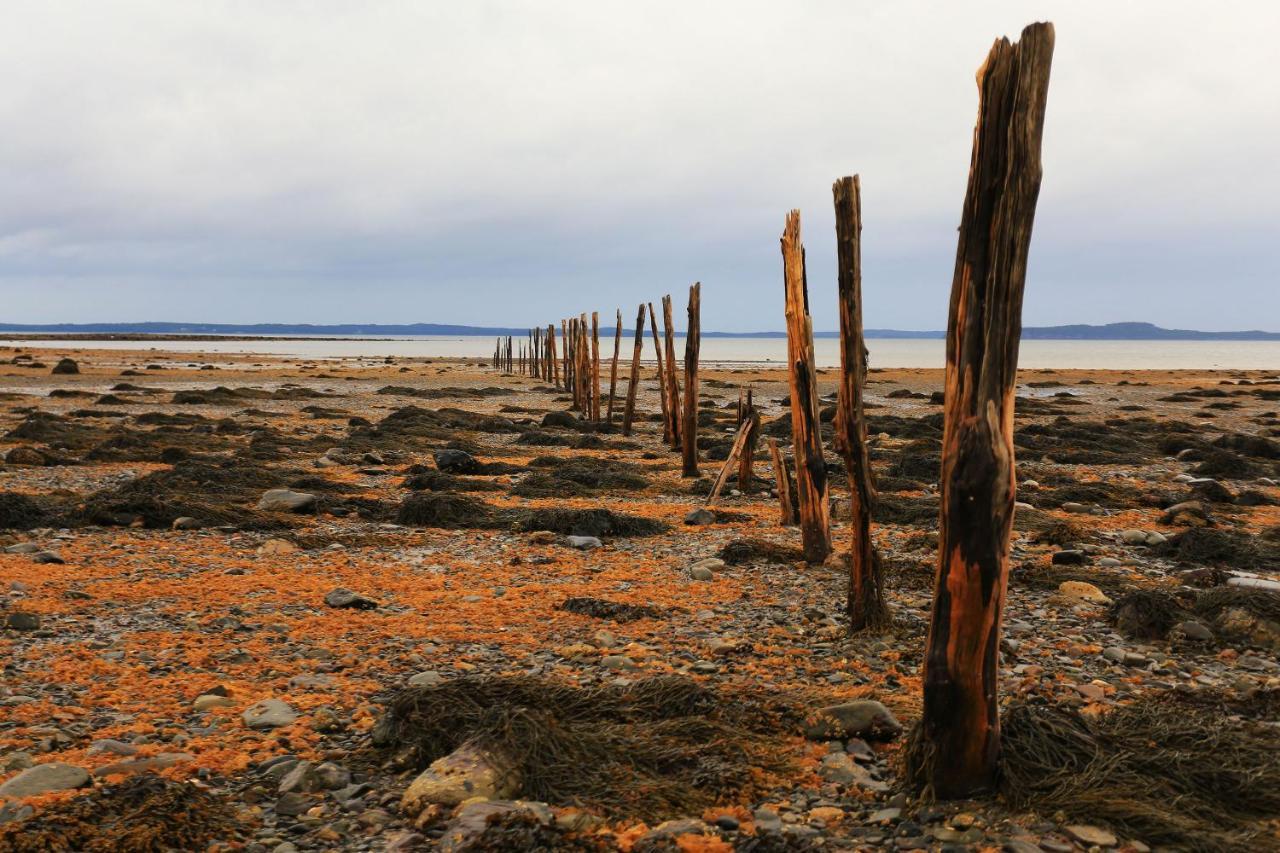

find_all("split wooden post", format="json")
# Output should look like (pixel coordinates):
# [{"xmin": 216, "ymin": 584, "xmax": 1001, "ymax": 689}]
[
  {"xmin": 661, "ymin": 295, "xmax": 682, "ymax": 450},
  {"xmin": 591, "ymin": 312, "xmax": 602, "ymax": 421},
  {"xmin": 768, "ymin": 438, "xmax": 796, "ymax": 525},
  {"xmin": 833, "ymin": 175, "xmax": 886, "ymax": 631},
  {"xmin": 621, "ymin": 304, "xmax": 646, "ymax": 436},
  {"xmin": 780, "ymin": 211, "xmax": 832, "ymax": 562},
  {"xmin": 647, "ymin": 302, "xmax": 670, "ymax": 441},
  {"xmin": 680, "ymin": 282, "xmax": 701, "ymax": 477},
  {"xmin": 910, "ymin": 22, "xmax": 1055, "ymax": 800},
  {"xmin": 606, "ymin": 309, "xmax": 622, "ymax": 422},
  {"xmin": 561, "ymin": 320, "xmax": 570, "ymax": 391}
]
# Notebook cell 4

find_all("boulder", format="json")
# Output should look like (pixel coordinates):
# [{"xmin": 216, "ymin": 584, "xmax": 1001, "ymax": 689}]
[
  {"xmin": 683, "ymin": 508, "xmax": 716, "ymax": 526},
  {"xmin": 4, "ymin": 447, "xmax": 46, "ymax": 466},
  {"xmin": 324, "ymin": 587, "xmax": 378, "ymax": 609},
  {"xmin": 50, "ymin": 358, "xmax": 79, "ymax": 375},
  {"xmin": 400, "ymin": 744, "xmax": 516, "ymax": 815}
]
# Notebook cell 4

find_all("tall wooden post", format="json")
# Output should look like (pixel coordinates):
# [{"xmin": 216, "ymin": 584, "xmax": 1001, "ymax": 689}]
[
  {"xmin": 910, "ymin": 22, "xmax": 1054, "ymax": 799},
  {"xmin": 681, "ymin": 282, "xmax": 701, "ymax": 477},
  {"xmin": 591, "ymin": 312, "xmax": 602, "ymax": 421},
  {"xmin": 661, "ymin": 295, "xmax": 682, "ymax": 450},
  {"xmin": 561, "ymin": 320, "xmax": 570, "ymax": 391},
  {"xmin": 548, "ymin": 324, "xmax": 559, "ymax": 386},
  {"xmin": 781, "ymin": 211, "xmax": 831, "ymax": 563},
  {"xmin": 606, "ymin": 310, "xmax": 622, "ymax": 422},
  {"xmin": 647, "ymin": 302, "xmax": 670, "ymax": 441},
  {"xmin": 621, "ymin": 304, "xmax": 646, "ymax": 436},
  {"xmin": 833, "ymin": 175, "xmax": 886, "ymax": 631}
]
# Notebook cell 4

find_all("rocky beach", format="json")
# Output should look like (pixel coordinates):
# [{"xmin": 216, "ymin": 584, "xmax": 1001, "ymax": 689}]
[{"xmin": 0, "ymin": 344, "xmax": 1277, "ymax": 851}]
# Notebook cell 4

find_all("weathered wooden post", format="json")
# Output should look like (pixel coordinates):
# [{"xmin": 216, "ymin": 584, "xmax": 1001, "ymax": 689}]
[
  {"xmin": 768, "ymin": 438, "xmax": 796, "ymax": 526},
  {"xmin": 681, "ymin": 282, "xmax": 701, "ymax": 477},
  {"xmin": 832, "ymin": 175, "xmax": 886, "ymax": 631},
  {"xmin": 647, "ymin": 302, "xmax": 670, "ymax": 441},
  {"xmin": 561, "ymin": 319, "xmax": 570, "ymax": 391},
  {"xmin": 661, "ymin": 295, "xmax": 681, "ymax": 450},
  {"xmin": 621, "ymin": 304, "xmax": 646, "ymax": 436},
  {"xmin": 737, "ymin": 387, "xmax": 759, "ymax": 490},
  {"xmin": 908, "ymin": 22, "xmax": 1054, "ymax": 799},
  {"xmin": 606, "ymin": 309, "xmax": 622, "ymax": 422},
  {"xmin": 548, "ymin": 324, "xmax": 559, "ymax": 386},
  {"xmin": 780, "ymin": 211, "xmax": 831, "ymax": 562},
  {"xmin": 591, "ymin": 312, "xmax": 602, "ymax": 421}
]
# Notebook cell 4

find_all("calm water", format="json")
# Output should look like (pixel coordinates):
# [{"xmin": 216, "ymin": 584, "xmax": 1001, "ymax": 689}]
[{"xmin": 5, "ymin": 335, "xmax": 1280, "ymax": 371}]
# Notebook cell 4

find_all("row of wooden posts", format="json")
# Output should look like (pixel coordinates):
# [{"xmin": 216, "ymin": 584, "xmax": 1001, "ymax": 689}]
[
  {"xmin": 493, "ymin": 21, "xmax": 1055, "ymax": 800},
  {"xmin": 497, "ymin": 286, "xmax": 706, "ymax": 477}
]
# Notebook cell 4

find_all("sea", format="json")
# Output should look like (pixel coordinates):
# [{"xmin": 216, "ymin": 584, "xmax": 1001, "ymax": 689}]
[{"xmin": 4, "ymin": 336, "xmax": 1279, "ymax": 371}]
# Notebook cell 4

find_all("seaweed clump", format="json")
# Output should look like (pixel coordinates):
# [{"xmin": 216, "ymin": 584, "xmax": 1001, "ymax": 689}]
[
  {"xmin": 558, "ymin": 597, "xmax": 664, "ymax": 623},
  {"xmin": 0, "ymin": 492, "xmax": 49, "ymax": 530},
  {"xmin": 372, "ymin": 675, "xmax": 792, "ymax": 820},
  {"xmin": 1108, "ymin": 590, "xmax": 1190, "ymax": 640},
  {"xmin": 518, "ymin": 508, "xmax": 667, "ymax": 538},
  {"xmin": 0, "ymin": 775, "xmax": 236, "ymax": 852},
  {"xmin": 717, "ymin": 538, "xmax": 805, "ymax": 565},
  {"xmin": 999, "ymin": 691, "xmax": 1280, "ymax": 851},
  {"xmin": 1155, "ymin": 528, "xmax": 1279, "ymax": 570}
]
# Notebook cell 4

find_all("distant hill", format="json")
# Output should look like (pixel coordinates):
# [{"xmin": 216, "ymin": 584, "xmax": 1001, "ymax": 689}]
[{"xmin": 0, "ymin": 320, "xmax": 1276, "ymax": 341}]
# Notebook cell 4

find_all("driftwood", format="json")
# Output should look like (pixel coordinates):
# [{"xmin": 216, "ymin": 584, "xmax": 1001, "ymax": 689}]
[
  {"xmin": 681, "ymin": 283, "xmax": 701, "ymax": 477},
  {"xmin": 910, "ymin": 22, "xmax": 1055, "ymax": 799},
  {"xmin": 832, "ymin": 175, "xmax": 887, "ymax": 631},
  {"xmin": 780, "ymin": 211, "xmax": 831, "ymax": 562},
  {"xmin": 737, "ymin": 388, "xmax": 759, "ymax": 490},
  {"xmin": 706, "ymin": 417, "xmax": 755, "ymax": 506}
]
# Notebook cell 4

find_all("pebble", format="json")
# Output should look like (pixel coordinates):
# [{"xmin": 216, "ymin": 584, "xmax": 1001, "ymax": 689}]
[
  {"xmin": 255, "ymin": 489, "xmax": 318, "ymax": 513},
  {"xmin": 565, "ymin": 535, "xmax": 602, "ymax": 550},
  {"xmin": 1064, "ymin": 824, "xmax": 1118, "ymax": 847}
]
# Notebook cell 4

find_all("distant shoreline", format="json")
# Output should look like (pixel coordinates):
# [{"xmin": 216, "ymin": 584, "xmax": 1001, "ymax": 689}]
[{"xmin": 2, "ymin": 319, "xmax": 1279, "ymax": 343}]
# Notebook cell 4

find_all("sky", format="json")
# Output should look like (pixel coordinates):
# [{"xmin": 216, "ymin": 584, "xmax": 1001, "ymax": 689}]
[{"xmin": 1, "ymin": 2, "xmax": 1277, "ymax": 332}]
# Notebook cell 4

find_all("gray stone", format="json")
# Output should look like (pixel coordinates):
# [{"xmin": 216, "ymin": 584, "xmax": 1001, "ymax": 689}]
[
  {"xmin": 434, "ymin": 449, "xmax": 482, "ymax": 474},
  {"xmin": 684, "ymin": 508, "xmax": 716, "ymax": 526},
  {"xmin": 1173, "ymin": 620, "xmax": 1214, "ymax": 642},
  {"xmin": 565, "ymin": 535, "xmax": 602, "ymax": 550},
  {"xmin": 324, "ymin": 587, "xmax": 377, "ymax": 609},
  {"xmin": 408, "ymin": 670, "xmax": 444, "ymax": 688},
  {"xmin": 689, "ymin": 567, "xmax": 714, "ymax": 581},
  {"xmin": 256, "ymin": 489, "xmax": 317, "ymax": 513},
  {"xmin": 1064, "ymin": 824, "xmax": 1117, "ymax": 847},
  {"xmin": 804, "ymin": 700, "xmax": 902, "ymax": 740},
  {"xmin": 601, "ymin": 654, "xmax": 636, "ymax": 670},
  {"xmin": 0, "ymin": 763, "xmax": 90, "ymax": 798},
  {"xmin": 243, "ymin": 699, "xmax": 298, "ymax": 730},
  {"xmin": 1119, "ymin": 529, "xmax": 1149, "ymax": 545},
  {"xmin": 193, "ymin": 694, "xmax": 236, "ymax": 712},
  {"xmin": 172, "ymin": 516, "xmax": 201, "ymax": 530}
]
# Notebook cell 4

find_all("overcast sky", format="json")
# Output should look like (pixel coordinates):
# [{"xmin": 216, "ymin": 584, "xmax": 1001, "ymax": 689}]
[{"xmin": 1, "ymin": 2, "xmax": 1277, "ymax": 332}]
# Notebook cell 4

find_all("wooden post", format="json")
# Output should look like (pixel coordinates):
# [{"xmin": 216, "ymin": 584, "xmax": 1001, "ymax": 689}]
[
  {"xmin": 647, "ymin": 302, "xmax": 670, "ymax": 441},
  {"xmin": 909, "ymin": 22, "xmax": 1054, "ymax": 800},
  {"xmin": 661, "ymin": 296, "xmax": 682, "ymax": 450},
  {"xmin": 565, "ymin": 318, "xmax": 576, "ymax": 391},
  {"xmin": 621, "ymin": 304, "xmax": 646, "ymax": 436},
  {"xmin": 768, "ymin": 438, "xmax": 796, "ymax": 526},
  {"xmin": 737, "ymin": 388, "xmax": 759, "ymax": 490},
  {"xmin": 833, "ymin": 175, "xmax": 886, "ymax": 631},
  {"xmin": 681, "ymin": 282, "xmax": 701, "ymax": 477},
  {"xmin": 579, "ymin": 314, "xmax": 591, "ymax": 418},
  {"xmin": 591, "ymin": 312, "xmax": 602, "ymax": 421},
  {"xmin": 606, "ymin": 309, "xmax": 622, "ymax": 422},
  {"xmin": 548, "ymin": 324, "xmax": 559, "ymax": 386},
  {"xmin": 781, "ymin": 211, "xmax": 832, "ymax": 563}
]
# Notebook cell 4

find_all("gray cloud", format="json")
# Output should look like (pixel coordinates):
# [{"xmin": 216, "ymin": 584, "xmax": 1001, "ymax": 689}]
[{"xmin": 1, "ymin": 2, "xmax": 1277, "ymax": 330}]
